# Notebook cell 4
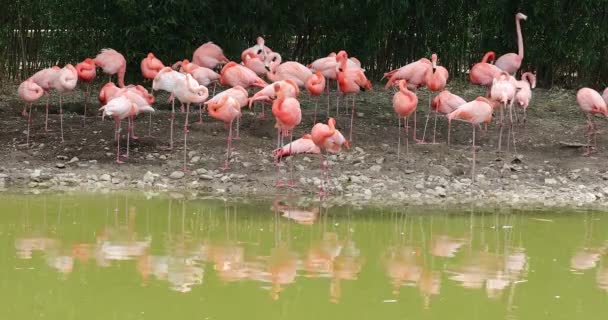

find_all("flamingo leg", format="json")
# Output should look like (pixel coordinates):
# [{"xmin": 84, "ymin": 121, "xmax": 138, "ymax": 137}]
[
  {"xmin": 432, "ymin": 110, "xmax": 438, "ymax": 144},
  {"xmin": 313, "ymin": 98, "xmax": 318, "ymax": 124},
  {"xmin": 197, "ymin": 103, "xmax": 204, "ymax": 124},
  {"xmin": 287, "ymin": 132, "xmax": 296, "ymax": 187},
  {"xmin": 21, "ymin": 104, "xmax": 28, "ymax": 118},
  {"xmin": 497, "ymin": 104, "xmax": 505, "ymax": 153},
  {"xmin": 130, "ymin": 115, "xmax": 138, "ymax": 140},
  {"xmin": 274, "ymin": 127, "xmax": 285, "ymax": 187},
  {"xmin": 116, "ymin": 120, "xmax": 124, "ymax": 164},
  {"xmin": 447, "ymin": 120, "xmax": 452, "ymax": 152},
  {"xmin": 26, "ymin": 103, "xmax": 32, "ymax": 147},
  {"xmin": 125, "ymin": 116, "xmax": 131, "ymax": 159},
  {"xmin": 397, "ymin": 117, "xmax": 401, "ymax": 161},
  {"xmin": 59, "ymin": 94, "xmax": 64, "ymax": 143},
  {"xmin": 170, "ymin": 97, "xmax": 175, "ymax": 150},
  {"xmin": 326, "ymin": 82, "xmax": 331, "ymax": 118},
  {"xmin": 419, "ymin": 91, "xmax": 433, "ymax": 144},
  {"xmin": 182, "ymin": 103, "xmax": 191, "ymax": 171},
  {"xmin": 413, "ymin": 107, "xmax": 417, "ymax": 141},
  {"xmin": 472, "ymin": 125, "xmax": 476, "ymax": 181},
  {"xmin": 508, "ymin": 101, "xmax": 517, "ymax": 154},
  {"xmin": 45, "ymin": 95, "xmax": 49, "ymax": 132},
  {"xmin": 82, "ymin": 83, "xmax": 90, "ymax": 127},
  {"xmin": 234, "ymin": 115, "xmax": 241, "ymax": 140},
  {"xmin": 335, "ymin": 95, "xmax": 340, "ymax": 119},
  {"xmin": 221, "ymin": 120, "xmax": 233, "ymax": 170},
  {"xmin": 349, "ymin": 95, "xmax": 355, "ymax": 142}
]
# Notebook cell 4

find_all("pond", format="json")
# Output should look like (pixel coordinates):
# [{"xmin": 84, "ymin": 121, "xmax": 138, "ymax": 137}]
[{"xmin": 1, "ymin": 193, "xmax": 607, "ymax": 319}]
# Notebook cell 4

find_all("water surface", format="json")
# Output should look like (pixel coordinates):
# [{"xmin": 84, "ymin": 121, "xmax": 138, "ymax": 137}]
[{"xmin": 1, "ymin": 193, "xmax": 607, "ymax": 319}]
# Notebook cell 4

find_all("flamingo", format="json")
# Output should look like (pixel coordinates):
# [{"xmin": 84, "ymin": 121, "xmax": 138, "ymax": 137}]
[
  {"xmin": 336, "ymin": 50, "xmax": 372, "ymax": 142},
  {"xmin": 99, "ymin": 84, "xmax": 153, "ymax": 141},
  {"xmin": 192, "ymin": 42, "xmax": 229, "ymax": 70},
  {"xmin": 383, "ymin": 57, "xmax": 431, "ymax": 90},
  {"xmin": 272, "ymin": 134, "xmax": 321, "ymax": 161},
  {"xmin": 311, "ymin": 117, "xmax": 349, "ymax": 196},
  {"xmin": 98, "ymin": 82, "xmax": 121, "ymax": 105},
  {"xmin": 207, "ymin": 95, "xmax": 241, "ymax": 170},
  {"xmin": 421, "ymin": 53, "xmax": 449, "ymax": 143},
  {"xmin": 248, "ymin": 80, "xmax": 299, "ymax": 119},
  {"xmin": 75, "ymin": 58, "xmax": 96, "ymax": 125},
  {"xmin": 243, "ymin": 36, "xmax": 273, "ymax": 60},
  {"xmin": 50, "ymin": 64, "xmax": 78, "ymax": 143},
  {"xmin": 576, "ymin": 88, "xmax": 608, "ymax": 156},
  {"xmin": 205, "ymin": 86, "xmax": 248, "ymax": 138},
  {"xmin": 152, "ymin": 67, "xmax": 188, "ymax": 149},
  {"xmin": 272, "ymin": 83, "xmax": 302, "ymax": 186},
  {"xmin": 28, "ymin": 66, "xmax": 59, "ymax": 131},
  {"xmin": 495, "ymin": 13, "xmax": 528, "ymax": 74},
  {"xmin": 220, "ymin": 61, "xmax": 268, "ymax": 88},
  {"xmin": 514, "ymin": 72, "xmax": 536, "ymax": 123},
  {"xmin": 265, "ymin": 53, "xmax": 313, "ymax": 87},
  {"xmin": 447, "ymin": 97, "xmax": 493, "ymax": 180},
  {"xmin": 603, "ymin": 88, "xmax": 608, "ymax": 104},
  {"xmin": 176, "ymin": 59, "xmax": 220, "ymax": 123},
  {"xmin": 470, "ymin": 51, "xmax": 502, "ymax": 95},
  {"xmin": 141, "ymin": 52, "xmax": 165, "ymax": 135},
  {"xmin": 431, "ymin": 90, "xmax": 466, "ymax": 143},
  {"xmin": 112, "ymin": 87, "xmax": 156, "ymax": 158},
  {"xmin": 94, "ymin": 48, "xmax": 126, "ymax": 87},
  {"xmin": 18, "ymin": 79, "xmax": 44, "ymax": 147},
  {"xmin": 242, "ymin": 51, "xmax": 267, "ymax": 76},
  {"xmin": 392, "ymin": 80, "xmax": 418, "ymax": 159},
  {"xmin": 490, "ymin": 71, "xmax": 517, "ymax": 152},
  {"xmin": 305, "ymin": 71, "xmax": 326, "ymax": 123},
  {"xmin": 308, "ymin": 52, "xmax": 361, "ymax": 114}
]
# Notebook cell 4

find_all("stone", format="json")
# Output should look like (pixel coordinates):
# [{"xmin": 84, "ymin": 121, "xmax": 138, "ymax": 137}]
[
  {"xmin": 56, "ymin": 155, "xmax": 68, "ymax": 160},
  {"xmin": 169, "ymin": 171, "xmax": 185, "ymax": 180},
  {"xmin": 55, "ymin": 163, "xmax": 66, "ymax": 169},
  {"xmin": 242, "ymin": 162, "xmax": 252, "ymax": 168},
  {"xmin": 369, "ymin": 165, "xmax": 382, "ymax": 172},
  {"xmin": 159, "ymin": 155, "xmax": 167, "ymax": 160},
  {"xmin": 188, "ymin": 151, "xmax": 197, "ymax": 158},
  {"xmin": 143, "ymin": 171, "xmax": 157, "ymax": 184},
  {"xmin": 544, "ymin": 178, "xmax": 558, "ymax": 185},
  {"xmin": 199, "ymin": 174, "xmax": 214, "ymax": 180},
  {"xmin": 435, "ymin": 186, "xmax": 447, "ymax": 197},
  {"xmin": 190, "ymin": 156, "xmax": 201, "ymax": 164},
  {"xmin": 431, "ymin": 165, "xmax": 452, "ymax": 176},
  {"xmin": 68, "ymin": 157, "xmax": 79, "ymax": 163},
  {"xmin": 375, "ymin": 157, "xmax": 385, "ymax": 164},
  {"xmin": 99, "ymin": 174, "xmax": 111, "ymax": 181}
]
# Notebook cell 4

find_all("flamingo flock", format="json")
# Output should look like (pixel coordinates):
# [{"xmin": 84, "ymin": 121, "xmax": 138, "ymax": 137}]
[{"xmin": 14, "ymin": 12, "xmax": 608, "ymax": 191}]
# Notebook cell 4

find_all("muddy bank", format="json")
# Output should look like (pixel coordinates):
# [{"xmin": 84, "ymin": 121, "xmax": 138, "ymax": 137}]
[{"xmin": 1, "ymin": 81, "xmax": 607, "ymax": 209}]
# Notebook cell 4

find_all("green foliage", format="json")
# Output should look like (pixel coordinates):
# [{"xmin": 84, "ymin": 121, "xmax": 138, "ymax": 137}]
[{"xmin": 1, "ymin": 0, "xmax": 607, "ymax": 88}]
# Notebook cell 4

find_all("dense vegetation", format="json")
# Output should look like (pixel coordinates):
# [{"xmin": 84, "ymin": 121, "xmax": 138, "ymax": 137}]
[{"xmin": 1, "ymin": 0, "xmax": 607, "ymax": 88}]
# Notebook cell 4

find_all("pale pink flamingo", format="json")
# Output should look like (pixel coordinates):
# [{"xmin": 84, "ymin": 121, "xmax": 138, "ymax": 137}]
[
  {"xmin": 241, "ymin": 51, "xmax": 267, "ymax": 76},
  {"xmin": 176, "ymin": 59, "xmax": 220, "ymax": 123},
  {"xmin": 392, "ymin": 80, "xmax": 418, "ymax": 159},
  {"xmin": 447, "ymin": 97, "xmax": 493, "ymax": 180},
  {"xmin": 490, "ymin": 71, "xmax": 517, "ymax": 152},
  {"xmin": 265, "ymin": 53, "xmax": 313, "ymax": 87},
  {"xmin": 112, "ymin": 87, "xmax": 156, "ymax": 158},
  {"xmin": 50, "ymin": 64, "xmax": 78, "ymax": 142},
  {"xmin": 306, "ymin": 71, "xmax": 326, "ymax": 122},
  {"xmin": 421, "ymin": 53, "xmax": 449, "ymax": 143},
  {"xmin": 99, "ymin": 96, "xmax": 139, "ymax": 163},
  {"xmin": 98, "ymin": 82, "xmax": 121, "ymax": 105},
  {"xmin": 119, "ymin": 85, "xmax": 155, "ymax": 140},
  {"xmin": 248, "ymin": 80, "xmax": 299, "ymax": 119},
  {"xmin": 272, "ymin": 133, "xmax": 321, "ymax": 161},
  {"xmin": 272, "ymin": 83, "xmax": 302, "ymax": 186},
  {"xmin": 470, "ymin": 51, "xmax": 502, "ymax": 95},
  {"xmin": 99, "ymin": 84, "xmax": 153, "ymax": 142},
  {"xmin": 336, "ymin": 50, "xmax": 371, "ymax": 142},
  {"xmin": 152, "ymin": 67, "xmax": 188, "ymax": 149},
  {"xmin": 207, "ymin": 95, "xmax": 241, "ymax": 170},
  {"xmin": 431, "ymin": 90, "xmax": 466, "ymax": 143},
  {"xmin": 514, "ymin": 72, "xmax": 536, "ymax": 123},
  {"xmin": 205, "ymin": 86, "xmax": 248, "ymax": 138},
  {"xmin": 18, "ymin": 79, "xmax": 44, "ymax": 147},
  {"xmin": 220, "ymin": 61, "xmax": 268, "ymax": 88},
  {"xmin": 311, "ymin": 117, "xmax": 349, "ymax": 196},
  {"xmin": 28, "ymin": 66, "xmax": 59, "ymax": 131},
  {"xmin": 94, "ymin": 49, "xmax": 126, "ymax": 87},
  {"xmin": 495, "ymin": 13, "xmax": 528, "ymax": 74},
  {"xmin": 243, "ymin": 36, "xmax": 273, "ymax": 60},
  {"xmin": 141, "ymin": 52, "xmax": 165, "ymax": 135},
  {"xmin": 75, "ymin": 58, "xmax": 96, "ymax": 124},
  {"xmin": 192, "ymin": 42, "xmax": 229, "ymax": 70},
  {"xmin": 576, "ymin": 88, "xmax": 608, "ymax": 156}
]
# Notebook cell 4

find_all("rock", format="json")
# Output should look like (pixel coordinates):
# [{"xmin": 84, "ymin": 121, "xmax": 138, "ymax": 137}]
[
  {"xmin": 190, "ymin": 156, "xmax": 201, "ymax": 164},
  {"xmin": 435, "ymin": 186, "xmax": 447, "ymax": 197},
  {"xmin": 220, "ymin": 175, "xmax": 231, "ymax": 183},
  {"xmin": 364, "ymin": 189, "xmax": 372, "ymax": 196},
  {"xmin": 143, "ymin": 171, "xmax": 157, "ymax": 184},
  {"xmin": 404, "ymin": 169, "xmax": 415, "ymax": 174},
  {"xmin": 355, "ymin": 147, "xmax": 365, "ymax": 154},
  {"xmin": 242, "ymin": 162, "xmax": 252, "ymax": 168},
  {"xmin": 146, "ymin": 154, "xmax": 155, "ymax": 161},
  {"xmin": 199, "ymin": 174, "xmax": 213, "ymax": 181},
  {"xmin": 415, "ymin": 183, "xmax": 424, "ymax": 190},
  {"xmin": 111, "ymin": 177, "xmax": 121, "ymax": 184},
  {"xmin": 432, "ymin": 165, "xmax": 452, "ymax": 176},
  {"xmin": 68, "ymin": 157, "xmax": 79, "ymax": 164},
  {"xmin": 159, "ymin": 155, "xmax": 167, "ymax": 160},
  {"xmin": 188, "ymin": 151, "xmax": 197, "ymax": 159},
  {"xmin": 55, "ymin": 163, "xmax": 66, "ymax": 169},
  {"xmin": 544, "ymin": 178, "xmax": 558, "ymax": 185},
  {"xmin": 196, "ymin": 168, "xmax": 208, "ymax": 175},
  {"xmin": 375, "ymin": 157, "xmax": 385, "ymax": 164},
  {"xmin": 450, "ymin": 165, "xmax": 465, "ymax": 176},
  {"xmin": 169, "ymin": 171, "xmax": 185, "ymax": 180},
  {"xmin": 99, "ymin": 174, "xmax": 111, "ymax": 181},
  {"xmin": 511, "ymin": 155, "xmax": 524, "ymax": 164},
  {"xmin": 369, "ymin": 165, "xmax": 382, "ymax": 172},
  {"xmin": 56, "ymin": 155, "xmax": 68, "ymax": 160}
]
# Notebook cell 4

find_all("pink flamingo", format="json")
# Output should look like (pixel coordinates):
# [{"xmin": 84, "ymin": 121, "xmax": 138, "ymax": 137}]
[
  {"xmin": 18, "ymin": 79, "xmax": 44, "ymax": 147},
  {"xmin": 336, "ymin": 50, "xmax": 372, "ymax": 142},
  {"xmin": 248, "ymin": 80, "xmax": 299, "ymax": 119},
  {"xmin": 272, "ymin": 83, "xmax": 302, "ymax": 186},
  {"xmin": 152, "ymin": 67, "xmax": 189, "ymax": 149},
  {"xmin": 50, "ymin": 64, "xmax": 78, "ymax": 143},
  {"xmin": 383, "ymin": 57, "xmax": 431, "ymax": 90},
  {"xmin": 576, "ymin": 88, "xmax": 608, "ymax": 156},
  {"xmin": 141, "ymin": 52, "xmax": 165, "ymax": 135},
  {"xmin": 205, "ymin": 86, "xmax": 248, "ymax": 138},
  {"xmin": 207, "ymin": 95, "xmax": 241, "ymax": 170},
  {"xmin": 265, "ymin": 53, "xmax": 313, "ymax": 87},
  {"xmin": 311, "ymin": 117, "xmax": 349, "ymax": 195},
  {"xmin": 272, "ymin": 134, "xmax": 321, "ymax": 161},
  {"xmin": 242, "ymin": 51, "xmax": 267, "ymax": 76},
  {"xmin": 490, "ymin": 71, "xmax": 517, "ymax": 152},
  {"xmin": 392, "ymin": 80, "xmax": 418, "ymax": 159},
  {"xmin": 99, "ymin": 84, "xmax": 153, "ymax": 141},
  {"xmin": 98, "ymin": 82, "xmax": 121, "ymax": 105},
  {"xmin": 514, "ymin": 72, "xmax": 536, "ymax": 123},
  {"xmin": 94, "ymin": 49, "xmax": 126, "ymax": 88},
  {"xmin": 75, "ymin": 58, "xmax": 96, "ymax": 124},
  {"xmin": 431, "ymin": 90, "xmax": 466, "ymax": 143},
  {"xmin": 112, "ymin": 87, "xmax": 156, "ymax": 158},
  {"xmin": 470, "ymin": 52, "xmax": 502, "ymax": 95},
  {"xmin": 495, "ymin": 13, "xmax": 528, "ymax": 74},
  {"xmin": 243, "ymin": 36, "xmax": 273, "ymax": 59},
  {"xmin": 220, "ymin": 61, "xmax": 268, "ymax": 88},
  {"xmin": 420, "ymin": 53, "xmax": 449, "ymax": 143},
  {"xmin": 447, "ymin": 97, "xmax": 493, "ymax": 180},
  {"xmin": 192, "ymin": 42, "xmax": 229, "ymax": 70},
  {"xmin": 28, "ymin": 66, "xmax": 59, "ymax": 131},
  {"xmin": 176, "ymin": 59, "xmax": 220, "ymax": 123},
  {"xmin": 306, "ymin": 71, "xmax": 326, "ymax": 122}
]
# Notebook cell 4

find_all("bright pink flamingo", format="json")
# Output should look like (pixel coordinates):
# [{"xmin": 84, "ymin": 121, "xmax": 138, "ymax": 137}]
[
  {"xmin": 50, "ymin": 64, "xmax": 78, "ymax": 142},
  {"xmin": 431, "ymin": 90, "xmax": 466, "ymax": 143},
  {"xmin": 495, "ymin": 13, "xmax": 528, "ymax": 74},
  {"xmin": 248, "ymin": 80, "xmax": 299, "ymax": 119},
  {"xmin": 576, "ymin": 88, "xmax": 608, "ymax": 156},
  {"xmin": 28, "ymin": 66, "xmax": 59, "ymax": 131},
  {"xmin": 272, "ymin": 83, "xmax": 302, "ymax": 186},
  {"xmin": 392, "ymin": 80, "xmax": 418, "ymax": 159},
  {"xmin": 490, "ymin": 71, "xmax": 517, "ymax": 152},
  {"xmin": 265, "ymin": 53, "xmax": 313, "ymax": 87},
  {"xmin": 207, "ymin": 95, "xmax": 241, "ymax": 170},
  {"xmin": 205, "ymin": 86, "xmax": 248, "ymax": 138},
  {"xmin": 420, "ymin": 53, "xmax": 449, "ymax": 143},
  {"xmin": 18, "ymin": 79, "xmax": 44, "ymax": 147},
  {"xmin": 470, "ymin": 52, "xmax": 502, "ymax": 95},
  {"xmin": 94, "ymin": 49, "xmax": 126, "ymax": 88},
  {"xmin": 75, "ymin": 58, "xmax": 96, "ymax": 124},
  {"xmin": 242, "ymin": 51, "xmax": 267, "ymax": 76},
  {"xmin": 311, "ymin": 117, "xmax": 349, "ymax": 196},
  {"xmin": 306, "ymin": 71, "xmax": 326, "ymax": 122},
  {"xmin": 383, "ymin": 57, "xmax": 431, "ymax": 90},
  {"xmin": 98, "ymin": 82, "xmax": 121, "ymax": 105},
  {"xmin": 514, "ymin": 72, "xmax": 536, "ymax": 123},
  {"xmin": 220, "ymin": 61, "xmax": 268, "ymax": 88},
  {"xmin": 273, "ymin": 133, "xmax": 321, "ymax": 161},
  {"xmin": 192, "ymin": 42, "xmax": 229, "ymax": 70},
  {"xmin": 336, "ymin": 50, "xmax": 372, "ymax": 142},
  {"xmin": 447, "ymin": 97, "xmax": 493, "ymax": 180},
  {"xmin": 140, "ymin": 52, "xmax": 165, "ymax": 135},
  {"xmin": 153, "ymin": 67, "xmax": 188, "ymax": 149}
]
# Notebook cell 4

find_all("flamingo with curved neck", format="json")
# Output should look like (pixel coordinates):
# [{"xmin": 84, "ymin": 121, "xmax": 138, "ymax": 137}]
[
  {"xmin": 495, "ymin": 13, "xmax": 528, "ymax": 74},
  {"xmin": 393, "ymin": 80, "xmax": 418, "ymax": 158}
]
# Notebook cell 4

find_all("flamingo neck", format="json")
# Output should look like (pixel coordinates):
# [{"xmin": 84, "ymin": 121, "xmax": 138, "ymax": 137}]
[{"xmin": 516, "ymin": 17, "xmax": 524, "ymax": 59}]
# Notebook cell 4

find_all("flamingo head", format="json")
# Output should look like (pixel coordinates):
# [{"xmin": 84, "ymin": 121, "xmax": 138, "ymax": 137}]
[
  {"xmin": 431, "ymin": 53, "xmax": 438, "ymax": 71},
  {"xmin": 147, "ymin": 52, "xmax": 155, "ymax": 59},
  {"xmin": 336, "ymin": 51, "xmax": 348, "ymax": 62},
  {"xmin": 516, "ymin": 13, "xmax": 528, "ymax": 20}
]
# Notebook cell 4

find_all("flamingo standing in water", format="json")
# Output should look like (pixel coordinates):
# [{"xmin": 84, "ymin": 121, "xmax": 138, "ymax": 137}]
[
  {"xmin": 248, "ymin": 80, "xmax": 299, "ymax": 119},
  {"xmin": 495, "ymin": 13, "xmax": 528, "ymax": 74},
  {"xmin": 50, "ymin": 64, "xmax": 78, "ymax": 143},
  {"xmin": 306, "ymin": 71, "xmax": 326, "ymax": 123},
  {"xmin": 192, "ymin": 42, "xmax": 229, "ymax": 70},
  {"xmin": 576, "ymin": 88, "xmax": 608, "ymax": 156},
  {"xmin": 336, "ymin": 50, "xmax": 371, "ymax": 142},
  {"xmin": 421, "ymin": 53, "xmax": 449, "ymax": 143},
  {"xmin": 207, "ymin": 95, "xmax": 241, "ymax": 170},
  {"xmin": 28, "ymin": 66, "xmax": 59, "ymax": 131},
  {"xmin": 18, "ymin": 79, "xmax": 44, "ymax": 147},
  {"xmin": 311, "ymin": 117, "xmax": 349, "ymax": 196},
  {"xmin": 490, "ymin": 71, "xmax": 517, "ymax": 152},
  {"xmin": 75, "ymin": 58, "xmax": 96, "ymax": 125},
  {"xmin": 447, "ymin": 97, "xmax": 493, "ymax": 180},
  {"xmin": 392, "ymin": 80, "xmax": 418, "ymax": 159},
  {"xmin": 94, "ymin": 49, "xmax": 126, "ymax": 87},
  {"xmin": 431, "ymin": 90, "xmax": 466, "ymax": 143},
  {"xmin": 514, "ymin": 72, "xmax": 536, "ymax": 123},
  {"xmin": 271, "ymin": 83, "xmax": 302, "ymax": 186},
  {"xmin": 141, "ymin": 53, "xmax": 164, "ymax": 135},
  {"xmin": 220, "ymin": 61, "xmax": 268, "ymax": 88}
]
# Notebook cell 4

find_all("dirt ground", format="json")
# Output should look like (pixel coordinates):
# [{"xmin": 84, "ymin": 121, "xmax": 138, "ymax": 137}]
[{"xmin": 1, "ymin": 80, "xmax": 607, "ymax": 208}]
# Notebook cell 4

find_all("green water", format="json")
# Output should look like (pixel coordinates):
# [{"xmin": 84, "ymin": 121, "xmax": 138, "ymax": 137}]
[{"xmin": 1, "ymin": 193, "xmax": 607, "ymax": 320}]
